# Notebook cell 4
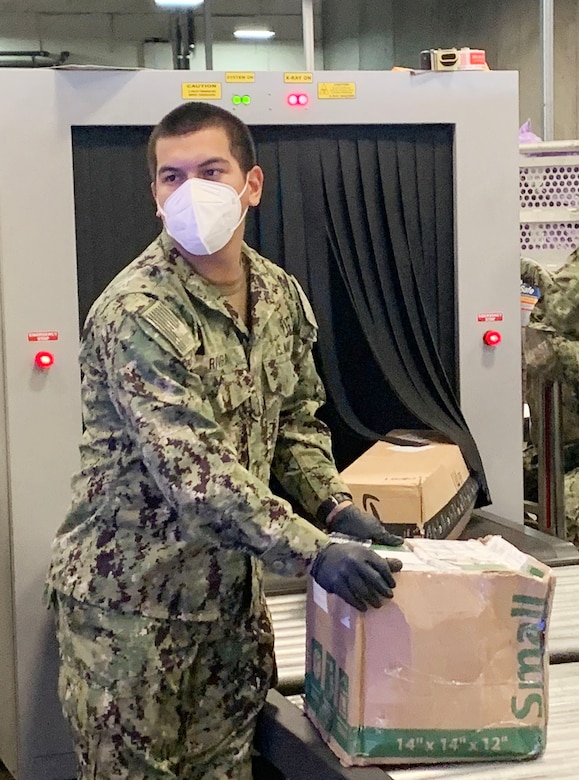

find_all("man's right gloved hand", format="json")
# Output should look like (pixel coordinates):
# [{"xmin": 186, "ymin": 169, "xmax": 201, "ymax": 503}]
[{"xmin": 310, "ymin": 543, "xmax": 403, "ymax": 612}]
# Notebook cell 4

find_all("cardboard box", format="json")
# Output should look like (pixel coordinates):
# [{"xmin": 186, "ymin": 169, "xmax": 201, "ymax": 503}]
[
  {"xmin": 340, "ymin": 433, "xmax": 474, "ymax": 538},
  {"xmin": 305, "ymin": 536, "xmax": 554, "ymax": 767}
]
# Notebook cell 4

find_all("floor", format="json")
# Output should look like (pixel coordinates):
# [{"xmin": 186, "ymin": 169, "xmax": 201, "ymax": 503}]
[{"xmin": 0, "ymin": 758, "xmax": 280, "ymax": 779}]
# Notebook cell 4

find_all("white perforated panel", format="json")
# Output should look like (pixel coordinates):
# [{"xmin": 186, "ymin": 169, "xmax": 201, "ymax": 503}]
[
  {"xmin": 520, "ymin": 220, "xmax": 579, "ymax": 252},
  {"xmin": 520, "ymin": 163, "xmax": 579, "ymax": 209},
  {"xmin": 519, "ymin": 146, "xmax": 579, "ymax": 269}
]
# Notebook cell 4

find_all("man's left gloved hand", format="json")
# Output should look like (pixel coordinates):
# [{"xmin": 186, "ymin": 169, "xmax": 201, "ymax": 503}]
[{"xmin": 329, "ymin": 504, "xmax": 404, "ymax": 547}]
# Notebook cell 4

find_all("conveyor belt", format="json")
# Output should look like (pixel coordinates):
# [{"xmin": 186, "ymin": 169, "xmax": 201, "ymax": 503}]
[
  {"xmin": 267, "ymin": 592, "xmax": 308, "ymax": 690},
  {"xmin": 455, "ymin": 510, "xmax": 579, "ymax": 567},
  {"xmin": 266, "ymin": 563, "xmax": 579, "ymax": 691},
  {"xmin": 548, "ymin": 565, "xmax": 579, "ymax": 661},
  {"xmin": 388, "ymin": 662, "xmax": 579, "ymax": 780},
  {"xmin": 256, "ymin": 663, "xmax": 579, "ymax": 780}
]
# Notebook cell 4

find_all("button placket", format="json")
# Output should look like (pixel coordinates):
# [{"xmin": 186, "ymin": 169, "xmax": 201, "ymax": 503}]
[{"xmin": 247, "ymin": 340, "xmax": 265, "ymax": 421}]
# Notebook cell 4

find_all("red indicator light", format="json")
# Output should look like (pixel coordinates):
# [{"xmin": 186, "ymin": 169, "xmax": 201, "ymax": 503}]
[
  {"xmin": 483, "ymin": 330, "xmax": 502, "ymax": 347},
  {"xmin": 287, "ymin": 93, "xmax": 309, "ymax": 107},
  {"xmin": 34, "ymin": 351, "xmax": 55, "ymax": 369}
]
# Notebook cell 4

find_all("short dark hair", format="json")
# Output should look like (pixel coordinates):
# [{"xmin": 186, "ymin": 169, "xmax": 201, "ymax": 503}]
[{"xmin": 147, "ymin": 102, "xmax": 257, "ymax": 179}]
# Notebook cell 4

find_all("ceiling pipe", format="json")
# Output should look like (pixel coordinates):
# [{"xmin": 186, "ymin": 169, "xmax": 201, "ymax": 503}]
[
  {"xmin": 204, "ymin": 0, "xmax": 214, "ymax": 70},
  {"xmin": 302, "ymin": 0, "xmax": 315, "ymax": 71},
  {"xmin": 171, "ymin": 13, "xmax": 195, "ymax": 69},
  {"xmin": 541, "ymin": 0, "xmax": 554, "ymax": 141},
  {"xmin": 0, "ymin": 50, "xmax": 69, "ymax": 68}
]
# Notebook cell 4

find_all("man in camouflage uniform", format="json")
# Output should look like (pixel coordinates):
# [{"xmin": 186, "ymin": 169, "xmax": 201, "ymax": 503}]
[
  {"xmin": 46, "ymin": 102, "xmax": 403, "ymax": 779},
  {"xmin": 523, "ymin": 250, "xmax": 579, "ymax": 546}
]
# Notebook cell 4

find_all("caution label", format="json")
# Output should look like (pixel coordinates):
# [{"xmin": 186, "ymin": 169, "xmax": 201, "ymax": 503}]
[
  {"xmin": 182, "ymin": 82, "xmax": 222, "ymax": 100},
  {"xmin": 318, "ymin": 82, "xmax": 357, "ymax": 100},
  {"xmin": 226, "ymin": 72, "xmax": 255, "ymax": 83},
  {"xmin": 28, "ymin": 331, "xmax": 58, "ymax": 342},
  {"xmin": 284, "ymin": 72, "xmax": 313, "ymax": 84}
]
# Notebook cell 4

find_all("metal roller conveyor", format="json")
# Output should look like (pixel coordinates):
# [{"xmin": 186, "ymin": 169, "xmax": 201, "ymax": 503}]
[
  {"xmin": 267, "ymin": 592, "xmax": 309, "ymax": 693},
  {"xmin": 548, "ymin": 565, "xmax": 579, "ymax": 661}
]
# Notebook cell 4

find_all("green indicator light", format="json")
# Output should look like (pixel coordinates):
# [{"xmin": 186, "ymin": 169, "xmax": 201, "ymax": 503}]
[
  {"xmin": 242, "ymin": 95, "xmax": 251, "ymax": 105},
  {"xmin": 232, "ymin": 95, "xmax": 242, "ymax": 105}
]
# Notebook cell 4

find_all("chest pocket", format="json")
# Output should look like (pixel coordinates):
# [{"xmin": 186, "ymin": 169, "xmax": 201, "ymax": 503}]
[
  {"xmin": 214, "ymin": 368, "xmax": 254, "ymax": 414},
  {"xmin": 263, "ymin": 356, "xmax": 298, "ymax": 400}
]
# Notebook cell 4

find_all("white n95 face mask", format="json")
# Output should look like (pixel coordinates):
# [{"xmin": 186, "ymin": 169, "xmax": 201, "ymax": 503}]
[{"xmin": 158, "ymin": 177, "xmax": 249, "ymax": 256}]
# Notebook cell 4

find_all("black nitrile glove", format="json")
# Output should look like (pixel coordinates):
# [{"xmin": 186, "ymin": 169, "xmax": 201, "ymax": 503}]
[
  {"xmin": 329, "ymin": 504, "xmax": 404, "ymax": 547},
  {"xmin": 310, "ymin": 542, "xmax": 403, "ymax": 612}
]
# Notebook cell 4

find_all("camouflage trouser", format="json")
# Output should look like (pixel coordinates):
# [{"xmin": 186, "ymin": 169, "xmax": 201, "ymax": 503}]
[
  {"xmin": 54, "ymin": 593, "xmax": 275, "ymax": 780},
  {"xmin": 564, "ymin": 468, "xmax": 579, "ymax": 546},
  {"xmin": 523, "ymin": 444, "xmax": 579, "ymax": 546}
]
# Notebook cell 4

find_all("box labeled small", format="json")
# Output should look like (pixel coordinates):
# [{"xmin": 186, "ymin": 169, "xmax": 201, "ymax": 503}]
[{"xmin": 305, "ymin": 536, "xmax": 554, "ymax": 767}]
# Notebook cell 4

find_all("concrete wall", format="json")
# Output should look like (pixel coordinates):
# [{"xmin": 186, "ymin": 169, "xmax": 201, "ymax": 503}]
[
  {"xmin": 141, "ymin": 39, "xmax": 323, "ymax": 72},
  {"xmin": 554, "ymin": 0, "xmax": 579, "ymax": 139},
  {"xmin": 323, "ymin": 0, "xmax": 579, "ymax": 141}
]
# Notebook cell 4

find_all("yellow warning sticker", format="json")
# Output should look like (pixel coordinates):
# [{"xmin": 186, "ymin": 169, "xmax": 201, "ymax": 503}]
[
  {"xmin": 226, "ymin": 72, "xmax": 255, "ymax": 83},
  {"xmin": 318, "ymin": 82, "xmax": 357, "ymax": 99},
  {"xmin": 182, "ymin": 82, "xmax": 222, "ymax": 100},
  {"xmin": 284, "ymin": 72, "xmax": 313, "ymax": 84}
]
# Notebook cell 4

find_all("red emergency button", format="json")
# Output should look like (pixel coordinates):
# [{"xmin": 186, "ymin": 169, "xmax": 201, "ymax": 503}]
[
  {"xmin": 34, "ymin": 351, "xmax": 55, "ymax": 369},
  {"xmin": 483, "ymin": 330, "xmax": 502, "ymax": 347}
]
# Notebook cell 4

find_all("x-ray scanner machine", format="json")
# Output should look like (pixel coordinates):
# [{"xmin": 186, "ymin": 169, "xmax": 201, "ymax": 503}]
[{"xmin": 0, "ymin": 68, "xmax": 522, "ymax": 779}]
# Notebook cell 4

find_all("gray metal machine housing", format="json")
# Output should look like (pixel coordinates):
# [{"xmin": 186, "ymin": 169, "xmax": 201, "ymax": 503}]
[{"xmin": 0, "ymin": 68, "xmax": 521, "ymax": 779}]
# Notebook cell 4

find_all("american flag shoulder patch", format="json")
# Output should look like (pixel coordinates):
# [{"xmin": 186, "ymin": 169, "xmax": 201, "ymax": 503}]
[{"xmin": 141, "ymin": 300, "xmax": 195, "ymax": 356}]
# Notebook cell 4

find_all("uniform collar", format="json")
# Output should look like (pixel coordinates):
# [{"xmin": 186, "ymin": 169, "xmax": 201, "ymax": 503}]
[{"xmin": 159, "ymin": 231, "xmax": 277, "ymax": 338}]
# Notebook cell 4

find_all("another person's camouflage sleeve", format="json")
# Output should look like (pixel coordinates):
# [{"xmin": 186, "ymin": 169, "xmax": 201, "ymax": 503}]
[
  {"xmin": 526, "ymin": 248, "xmax": 579, "ymax": 386},
  {"xmin": 538, "ymin": 247, "xmax": 579, "ymax": 338},
  {"xmin": 521, "ymin": 256, "xmax": 554, "ymax": 293},
  {"xmin": 270, "ymin": 278, "xmax": 351, "ymax": 519},
  {"xmin": 97, "ymin": 297, "xmax": 329, "ymax": 578}
]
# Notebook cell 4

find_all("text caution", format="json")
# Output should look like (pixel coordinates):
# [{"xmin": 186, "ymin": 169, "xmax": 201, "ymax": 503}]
[{"xmin": 182, "ymin": 82, "xmax": 222, "ymax": 100}]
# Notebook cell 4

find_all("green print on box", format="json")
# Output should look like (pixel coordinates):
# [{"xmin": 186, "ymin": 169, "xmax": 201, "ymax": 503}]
[
  {"xmin": 305, "ymin": 671, "xmax": 545, "ymax": 760},
  {"xmin": 510, "ymin": 593, "xmax": 547, "ymax": 722},
  {"xmin": 306, "ymin": 536, "xmax": 553, "ymax": 765},
  {"xmin": 324, "ymin": 653, "xmax": 337, "ymax": 701},
  {"xmin": 305, "ymin": 609, "xmax": 548, "ymax": 762}
]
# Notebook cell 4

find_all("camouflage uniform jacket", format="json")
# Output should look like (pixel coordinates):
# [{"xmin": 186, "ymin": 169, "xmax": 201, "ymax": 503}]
[
  {"xmin": 47, "ymin": 232, "xmax": 348, "ymax": 621},
  {"xmin": 525, "ymin": 248, "xmax": 579, "ymax": 447}
]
